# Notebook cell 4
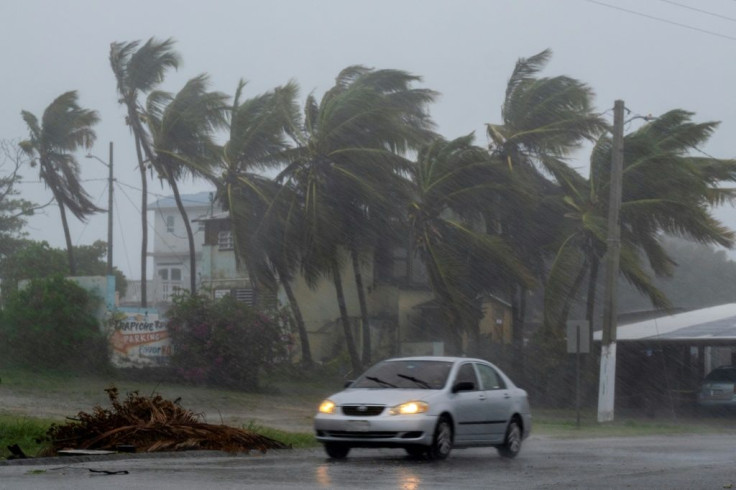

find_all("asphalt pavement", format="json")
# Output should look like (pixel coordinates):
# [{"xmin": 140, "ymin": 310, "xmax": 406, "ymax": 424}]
[{"xmin": 1, "ymin": 433, "xmax": 735, "ymax": 489}]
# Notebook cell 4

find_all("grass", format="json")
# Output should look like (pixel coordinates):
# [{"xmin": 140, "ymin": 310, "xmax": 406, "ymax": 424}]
[
  {"xmin": 242, "ymin": 421, "xmax": 318, "ymax": 448},
  {"xmin": 0, "ymin": 415, "xmax": 55, "ymax": 459},
  {"xmin": 532, "ymin": 408, "xmax": 736, "ymax": 438}
]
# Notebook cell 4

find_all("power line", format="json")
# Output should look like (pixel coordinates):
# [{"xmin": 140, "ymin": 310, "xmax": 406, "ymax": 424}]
[
  {"xmin": 586, "ymin": 0, "xmax": 736, "ymax": 41},
  {"xmin": 657, "ymin": 0, "xmax": 736, "ymax": 23}
]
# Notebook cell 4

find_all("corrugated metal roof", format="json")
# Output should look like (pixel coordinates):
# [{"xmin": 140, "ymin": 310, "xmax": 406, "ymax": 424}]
[{"xmin": 593, "ymin": 303, "xmax": 736, "ymax": 341}]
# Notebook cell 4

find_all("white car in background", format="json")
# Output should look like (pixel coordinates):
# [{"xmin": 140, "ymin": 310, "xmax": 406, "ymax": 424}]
[{"xmin": 314, "ymin": 356, "xmax": 531, "ymax": 460}]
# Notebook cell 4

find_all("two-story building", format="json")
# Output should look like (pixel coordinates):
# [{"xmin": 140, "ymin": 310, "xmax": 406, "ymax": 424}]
[{"xmin": 120, "ymin": 191, "xmax": 221, "ymax": 307}]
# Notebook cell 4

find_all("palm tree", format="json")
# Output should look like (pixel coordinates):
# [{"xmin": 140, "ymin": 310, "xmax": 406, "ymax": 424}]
[
  {"xmin": 145, "ymin": 74, "xmax": 228, "ymax": 294},
  {"xmin": 278, "ymin": 66, "xmax": 437, "ymax": 372},
  {"xmin": 545, "ymin": 109, "xmax": 736, "ymax": 337},
  {"xmin": 20, "ymin": 91, "xmax": 101, "ymax": 275},
  {"xmin": 212, "ymin": 80, "xmax": 315, "ymax": 364},
  {"xmin": 407, "ymin": 134, "xmax": 536, "ymax": 354},
  {"xmin": 485, "ymin": 49, "xmax": 608, "ymax": 366},
  {"xmin": 110, "ymin": 37, "xmax": 180, "ymax": 306}
]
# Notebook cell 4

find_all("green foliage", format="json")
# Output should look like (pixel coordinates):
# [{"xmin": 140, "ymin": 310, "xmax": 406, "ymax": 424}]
[
  {"xmin": 0, "ymin": 240, "xmax": 126, "ymax": 300},
  {"xmin": 0, "ymin": 275, "xmax": 109, "ymax": 371},
  {"xmin": 166, "ymin": 292, "xmax": 287, "ymax": 390},
  {"xmin": 0, "ymin": 416, "xmax": 54, "ymax": 459}
]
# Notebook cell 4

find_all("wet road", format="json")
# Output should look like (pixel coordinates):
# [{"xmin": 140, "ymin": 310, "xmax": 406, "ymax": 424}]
[{"xmin": 1, "ymin": 434, "xmax": 734, "ymax": 489}]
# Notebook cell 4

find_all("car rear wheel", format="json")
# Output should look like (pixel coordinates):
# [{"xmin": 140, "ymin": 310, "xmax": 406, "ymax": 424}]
[
  {"xmin": 497, "ymin": 419, "xmax": 522, "ymax": 458},
  {"xmin": 323, "ymin": 443, "xmax": 350, "ymax": 459},
  {"xmin": 427, "ymin": 416, "xmax": 452, "ymax": 460}
]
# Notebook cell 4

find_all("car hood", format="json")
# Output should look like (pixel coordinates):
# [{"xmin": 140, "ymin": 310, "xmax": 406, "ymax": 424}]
[{"xmin": 328, "ymin": 388, "xmax": 443, "ymax": 406}]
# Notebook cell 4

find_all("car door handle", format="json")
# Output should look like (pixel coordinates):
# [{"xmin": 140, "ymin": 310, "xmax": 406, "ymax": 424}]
[
  {"xmin": 478, "ymin": 394, "xmax": 487, "ymax": 401},
  {"xmin": 503, "ymin": 393, "xmax": 511, "ymax": 399}
]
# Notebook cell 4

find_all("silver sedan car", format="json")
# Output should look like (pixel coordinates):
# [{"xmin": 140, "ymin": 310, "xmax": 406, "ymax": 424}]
[{"xmin": 314, "ymin": 356, "xmax": 531, "ymax": 460}]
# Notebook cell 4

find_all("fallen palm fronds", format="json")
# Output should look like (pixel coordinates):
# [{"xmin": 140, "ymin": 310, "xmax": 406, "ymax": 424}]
[{"xmin": 46, "ymin": 387, "xmax": 290, "ymax": 454}]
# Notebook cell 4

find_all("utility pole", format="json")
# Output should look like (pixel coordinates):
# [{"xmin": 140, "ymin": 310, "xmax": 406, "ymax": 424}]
[
  {"xmin": 597, "ymin": 100, "xmax": 625, "ymax": 422},
  {"xmin": 106, "ymin": 141, "xmax": 114, "ymax": 276},
  {"xmin": 86, "ymin": 142, "xmax": 114, "ymax": 276}
]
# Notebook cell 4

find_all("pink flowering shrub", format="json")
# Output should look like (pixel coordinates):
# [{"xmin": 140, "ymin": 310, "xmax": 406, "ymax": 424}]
[{"xmin": 166, "ymin": 292, "xmax": 286, "ymax": 390}]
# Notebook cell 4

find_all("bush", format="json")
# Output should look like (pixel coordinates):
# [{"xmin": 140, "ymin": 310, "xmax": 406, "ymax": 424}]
[
  {"xmin": 166, "ymin": 293, "xmax": 286, "ymax": 391},
  {"xmin": 0, "ymin": 275, "xmax": 109, "ymax": 371}
]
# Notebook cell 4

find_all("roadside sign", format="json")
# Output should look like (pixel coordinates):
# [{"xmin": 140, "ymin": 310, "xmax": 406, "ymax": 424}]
[{"xmin": 567, "ymin": 320, "xmax": 590, "ymax": 354}]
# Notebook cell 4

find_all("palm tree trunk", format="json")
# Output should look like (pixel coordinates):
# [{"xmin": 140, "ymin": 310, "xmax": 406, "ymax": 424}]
[
  {"xmin": 58, "ymin": 201, "xmax": 75, "ymax": 276},
  {"xmin": 134, "ymin": 133, "xmax": 148, "ymax": 307},
  {"xmin": 127, "ymin": 98, "xmax": 159, "ymax": 307},
  {"xmin": 170, "ymin": 179, "xmax": 197, "ymax": 293},
  {"xmin": 332, "ymin": 260, "xmax": 361, "ymax": 374},
  {"xmin": 350, "ymin": 244, "xmax": 371, "ymax": 366},
  {"xmin": 277, "ymin": 263, "xmax": 313, "ymax": 366}
]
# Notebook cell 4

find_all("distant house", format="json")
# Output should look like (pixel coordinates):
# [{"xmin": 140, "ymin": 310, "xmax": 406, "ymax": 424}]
[
  {"xmin": 119, "ymin": 191, "xmax": 220, "ymax": 307},
  {"xmin": 195, "ymin": 211, "xmax": 256, "ymax": 305}
]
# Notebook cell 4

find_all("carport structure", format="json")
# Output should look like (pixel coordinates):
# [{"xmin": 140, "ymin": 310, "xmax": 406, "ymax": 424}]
[{"xmin": 593, "ymin": 303, "xmax": 736, "ymax": 413}]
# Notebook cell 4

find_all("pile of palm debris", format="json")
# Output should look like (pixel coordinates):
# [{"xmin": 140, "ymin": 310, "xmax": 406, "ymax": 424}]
[{"xmin": 45, "ymin": 387, "xmax": 290, "ymax": 455}]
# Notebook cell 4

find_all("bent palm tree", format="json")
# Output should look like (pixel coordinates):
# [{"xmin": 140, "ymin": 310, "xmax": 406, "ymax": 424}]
[
  {"xmin": 145, "ymin": 74, "xmax": 228, "ymax": 294},
  {"xmin": 20, "ymin": 91, "xmax": 101, "ymax": 275},
  {"xmin": 213, "ymin": 80, "xmax": 315, "ymax": 363},
  {"xmin": 546, "ymin": 109, "xmax": 736, "ymax": 333},
  {"xmin": 279, "ymin": 66, "xmax": 437, "ymax": 371},
  {"xmin": 485, "ymin": 49, "xmax": 607, "ymax": 361},
  {"xmin": 110, "ymin": 37, "xmax": 180, "ymax": 306},
  {"xmin": 407, "ymin": 135, "xmax": 535, "ymax": 353}
]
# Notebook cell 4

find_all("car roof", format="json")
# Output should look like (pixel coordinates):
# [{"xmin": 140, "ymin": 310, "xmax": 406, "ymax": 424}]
[{"xmin": 383, "ymin": 356, "xmax": 488, "ymax": 363}]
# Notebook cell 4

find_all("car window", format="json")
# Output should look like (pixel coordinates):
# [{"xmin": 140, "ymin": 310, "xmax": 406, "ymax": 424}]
[
  {"xmin": 476, "ymin": 363, "xmax": 506, "ymax": 390},
  {"xmin": 453, "ymin": 363, "xmax": 479, "ymax": 391},
  {"xmin": 351, "ymin": 360, "xmax": 453, "ymax": 389},
  {"xmin": 704, "ymin": 367, "xmax": 736, "ymax": 383}
]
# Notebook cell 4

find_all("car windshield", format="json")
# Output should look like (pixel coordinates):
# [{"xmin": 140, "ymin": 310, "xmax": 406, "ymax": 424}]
[
  {"xmin": 704, "ymin": 367, "xmax": 736, "ymax": 383},
  {"xmin": 351, "ymin": 360, "xmax": 453, "ymax": 389}
]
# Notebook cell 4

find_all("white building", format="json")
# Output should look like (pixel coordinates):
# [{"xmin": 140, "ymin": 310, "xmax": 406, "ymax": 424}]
[{"xmin": 120, "ymin": 191, "xmax": 220, "ymax": 306}]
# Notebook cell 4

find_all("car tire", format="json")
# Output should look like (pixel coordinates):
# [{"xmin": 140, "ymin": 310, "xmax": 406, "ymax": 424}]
[
  {"xmin": 497, "ymin": 419, "xmax": 522, "ymax": 458},
  {"xmin": 426, "ymin": 416, "xmax": 453, "ymax": 460},
  {"xmin": 323, "ymin": 443, "xmax": 350, "ymax": 459}
]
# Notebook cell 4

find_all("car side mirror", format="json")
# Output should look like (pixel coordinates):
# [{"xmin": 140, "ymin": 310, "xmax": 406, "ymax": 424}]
[
  {"xmin": 452, "ymin": 381, "xmax": 475, "ymax": 393},
  {"xmin": 344, "ymin": 380, "xmax": 354, "ymax": 388}
]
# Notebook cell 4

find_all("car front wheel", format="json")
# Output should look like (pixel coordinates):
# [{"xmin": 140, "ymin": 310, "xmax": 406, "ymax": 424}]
[
  {"xmin": 497, "ymin": 419, "xmax": 522, "ymax": 458},
  {"xmin": 427, "ymin": 416, "xmax": 453, "ymax": 460},
  {"xmin": 323, "ymin": 443, "xmax": 350, "ymax": 459}
]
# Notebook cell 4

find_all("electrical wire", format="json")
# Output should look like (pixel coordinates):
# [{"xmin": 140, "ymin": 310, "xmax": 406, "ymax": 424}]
[
  {"xmin": 586, "ymin": 0, "xmax": 736, "ymax": 41},
  {"xmin": 657, "ymin": 0, "xmax": 736, "ymax": 23}
]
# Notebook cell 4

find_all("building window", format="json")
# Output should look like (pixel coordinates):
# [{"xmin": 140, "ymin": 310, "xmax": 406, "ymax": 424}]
[
  {"xmin": 218, "ymin": 230, "xmax": 234, "ymax": 250},
  {"xmin": 158, "ymin": 267, "xmax": 182, "ymax": 282},
  {"xmin": 166, "ymin": 215, "xmax": 175, "ymax": 233}
]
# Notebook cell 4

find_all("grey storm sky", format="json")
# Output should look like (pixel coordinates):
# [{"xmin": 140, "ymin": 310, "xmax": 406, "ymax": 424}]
[{"xmin": 1, "ymin": 0, "xmax": 735, "ymax": 279}]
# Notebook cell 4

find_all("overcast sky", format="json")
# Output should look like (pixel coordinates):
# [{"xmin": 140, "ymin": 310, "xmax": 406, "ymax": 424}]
[{"xmin": 2, "ymin": 0, "xmax": 736, "ymax": 279}]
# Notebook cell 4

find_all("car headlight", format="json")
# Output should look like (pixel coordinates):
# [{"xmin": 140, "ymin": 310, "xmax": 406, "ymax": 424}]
[
  {"xmin": 389, "ymin": 401, "xmax": 429, "ymax": 415},
  {"xmin": 318, "ymin": 399, "xmax": 337, "ymax": 414}
]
